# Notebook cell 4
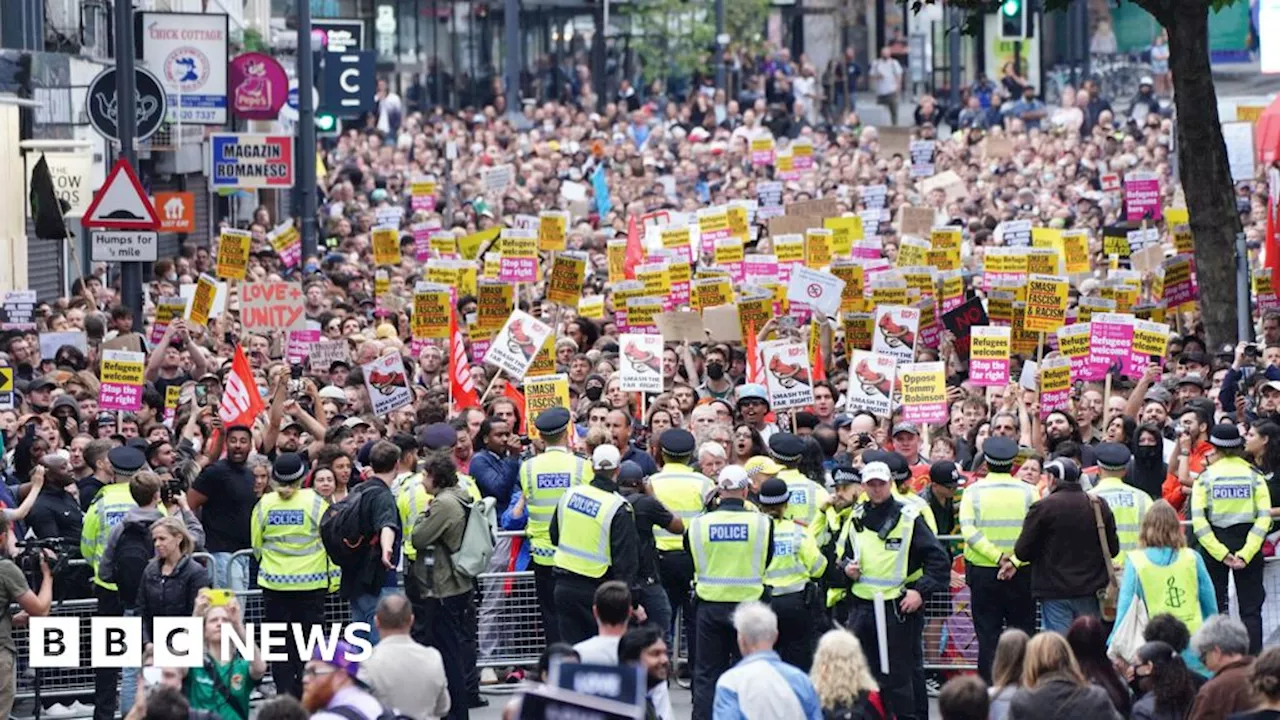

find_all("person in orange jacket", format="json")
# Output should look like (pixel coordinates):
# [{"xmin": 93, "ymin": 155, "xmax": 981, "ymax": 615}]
[{"xmin": 1163, "ymin": 402, "xmax": 1215, "ymax": 517}]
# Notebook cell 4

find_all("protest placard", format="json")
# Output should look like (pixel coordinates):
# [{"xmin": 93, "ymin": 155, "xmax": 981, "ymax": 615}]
[
  {"xmin": 899, "ymin": 207, "xmax": 935, "ymax": 238},
  {"xmin": 216, "ymin": 229, "xmax": 250, "ymax": 280},
  {"xmin": 941, "ymin": 296, "xmax": 988, "ymax": 358},
  {"xmin": 999, "ymin": 220, "xmax": 1033, "ymax": 247},
  {"xmin": 847, "ymin": 350, "xmax": 896, "ymax": 416},
  {"xmin": 268, "ymin": 220, "xmax": 300, "ymax": 268},
  {"xmin": 363, "ymin": 352, "xmax": 413, "ymax": 415},
  {"xmin": 151, "ymin": 297, "xmax": 189, "ymax": 344},
  {"xmin": 188, "ymin": 274, "xmax": 220, "ymax": 327},
  {"xmin": 970, "ymin": 326, "xmax": 1012, "ymax": 386},
  {"xmin": 909, "ymin": 140, "xmax": 936, "ymax": 177},
  {"xmin": 524, "ymin": 374, "xmax": 571, "ymax": 440},
  {"xmin": 308, "ymin": 339, "xmax": 350, "ymax": 374},
  {"xmin": 872, "ymin": 306, "xmax": 920, "ymax": 365},
  {"xmin": 547, "ymin": 254, "xmax": 587, "ymax": 306},
  {"xmin": 900, "ymin": 362, "xmax": 948, "ymax": 425},
  {"xmin": 826, "ymin": 216, "xmax": 863, "ymax": 255},
  {"xmin": 1132, "ymin": 319, "xmax": 1171, "ymax": 368},
  {"xmin": 486, "ymin": 310, "xmax": 553, "ymax": 380},
  {"xmin": 1024, "ymin": 274, "xmax": 1069, "ymax": 333},
  {"xmin": 1056, "ymin": 323, "xmax": 1097, "ymax": 382},
  {"xmin": 1124, "ymin": 171, "xmax": 1162, "ymax": 221},
  {"xmin": 499, "ymin": 229, "xmax": 539, "ymax": 283},
  {"xmin": 99, "ymin": 349, "xmax": 145, "ymax": 411},
  {"xmin": 240, "ymin": 282, "xmax": 306, "ymax": 332},
  {"xmin": 1091, "ymin": 313, "xmax": 1136, "ymax": 378},
  {"xmin": 482, "ymin": 164, "xmax": 513, "ymax": 195},
  {"xmin": 619, "ymin": 334, "xmax": 665, "ymax": 393},
  {"xmin": 761, "ymin": 340, "xmax": 815, "ymax": 409},
  {"xmin": 286, "ymin": 327, "xmax": 321, "ymax": 365},
  {"xmin": 691, "ymin": 276, "xmax": 733, "ymax": 310},
  {"xmin": 538, "ymin": 211, "xmax": 569, "ymax": 252},
  {"xmin": 40, "ymin": 332, "xmax": 87, "ymax": 362},
  {"xmin": 410, "ymin": 176, "xmax": 437, "ymax": 211},
  {"xmin": 750, "ymin": 135, "xmax": 776, "ymax": 166},
  {"xmin": 371, "ymin": 225, "xmax": 401, "ymax": 266},
  {"xmin": 412, "ymin": 285, "xmax": 451, "ymax": 339},
  {"xmin": 1163, "ymin": 255, "xmax": 1198, "ymax": 306},
  {"xmin": 1039, "ymin": 355, "xmax": 1073, "ymax": 418},
  {"xmin": 786, "ymin": 266, "xmax": 846, "ymax": 319}
]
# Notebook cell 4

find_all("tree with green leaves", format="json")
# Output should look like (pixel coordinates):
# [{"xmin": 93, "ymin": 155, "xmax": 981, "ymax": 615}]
[
  {"xmin": 624, "ymin": 0, "xmax": 772, "ymax": 87},
  {"xmin": 941, "ymin": 0, "xmax": 1245, "ymax": 347}
]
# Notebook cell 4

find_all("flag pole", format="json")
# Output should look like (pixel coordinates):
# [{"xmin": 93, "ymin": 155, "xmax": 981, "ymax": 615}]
[{"xmin": 479, "ymin": 368, "xmax": 506, "ymax": 405}]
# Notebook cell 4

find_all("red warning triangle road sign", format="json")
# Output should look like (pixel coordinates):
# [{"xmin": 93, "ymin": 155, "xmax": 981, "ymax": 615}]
[{"xmin": 82, "ymin": 159, "xmax": 160, "ymax": 230}]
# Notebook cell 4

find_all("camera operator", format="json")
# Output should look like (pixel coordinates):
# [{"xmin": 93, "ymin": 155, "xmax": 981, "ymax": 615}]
[{"xmin": 0, "ymin": 511, "xmax": 54, "ymax": 719}]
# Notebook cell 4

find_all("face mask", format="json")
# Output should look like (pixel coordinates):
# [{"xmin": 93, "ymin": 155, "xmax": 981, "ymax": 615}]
[
  {"xmin": 586, "ymin": 386, "xmax": 604, "ymax": 402},
  {"xmin": 1135, "ymin": 444, "xmax": 1162, "ymax": 461},
  {"xmin": 706, "ymin": 363, "xmax": 725, "ymax": 380}
]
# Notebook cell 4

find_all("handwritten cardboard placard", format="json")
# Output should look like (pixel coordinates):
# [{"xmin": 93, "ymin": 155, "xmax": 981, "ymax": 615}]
[{"xmin": 240, "ymin": 282, "xmax": 306, "ymax": 332}]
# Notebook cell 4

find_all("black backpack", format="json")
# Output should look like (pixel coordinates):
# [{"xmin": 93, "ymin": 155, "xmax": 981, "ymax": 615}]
[
  {"xmin": 320, "ymin": 490, "xmax": 372, "ymax": 568},
  {"xmin": 114, "ymin": 522, "xmax": 153, "ymax": 609}
]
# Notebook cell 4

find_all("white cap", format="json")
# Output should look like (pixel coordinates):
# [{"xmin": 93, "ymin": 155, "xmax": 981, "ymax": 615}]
[
  {"xmin": 862, "ymin": 461, "xmax": 891, "ymax": 484},
  {"xmin": 592, "ymin": 444, "xmax": 621, "ymax": 471},
  {"xmin": 318, "ymin": 385, "xmax": 348, "ymax": 402},
  {"xmin": 718, "ymin": 465, "xmax": 750, "ymax": 491}
]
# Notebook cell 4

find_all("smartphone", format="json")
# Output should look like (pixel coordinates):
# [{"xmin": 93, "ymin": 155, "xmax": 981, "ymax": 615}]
[
  {"xmin": 289, "ymin": 365, "xmax": 304, "ymax": 395},
  {"xmin": 205, "ymin": 588, "xmax": 233, "ymax": 607},
  {"xmin": 195, "ymin": 385, "xmax": 208, "ymax": 406}
]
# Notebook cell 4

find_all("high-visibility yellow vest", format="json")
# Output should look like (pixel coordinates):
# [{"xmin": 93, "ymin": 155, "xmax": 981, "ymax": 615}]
[
  {"xmin": 777, "ymin": 468, "xmax": 831, "ymax": 543},
  {"xmin": 688, "ymin": 510, "xmax": 771, "ymax": 603},
  {"xmin": 1130, "ymin": 548, "xmax": 1202, "ymax": 634},
  {"xmin": 892, "ymin": 485, "xmax": 937, "ymax": 533},
  {"xmin": 553, "ymin": 485, "xmax": 627, "ymax": 578},
  {"xmin": 520, "ymin": 447, "xmax": 591, "ymax": 566},
  {"xmin": 850, "ymin": 506, "xmax": 919, "ymax": 601},
  {"xmin": 1191, "ymin": 455, "xmax": 1273, "ymax": 563},
  {"xmin": 396, "ymin": 481, "xmax": 432, "ymax": 562},
  {"xmin": 252, "ymin": 489, "xmax": 331, "ymax": 591},
  {"xmin": 960, "ymin": 473, "xmax": 1035, "ymax": 568},
  {"xmin": 394, "ymin": 471, "xmax": 480, "ymax": 502},
  {"xmin": 765, "ymin": 517, "xmax": 827, "ymax": 595},
  {"xmin": 649, "ymin": 463, "xmax": 712, "ymax": 552},
  {"xmin": 827, "ymin": 507, "xmax": 854, "ymax": 608},
  {"xmin": 81, "ymin": 483, "xmax": 167, "ymax": 591},
  {"xmin": 1090, "ymin": 477, "xmax": 1153, "ymax": 566}
]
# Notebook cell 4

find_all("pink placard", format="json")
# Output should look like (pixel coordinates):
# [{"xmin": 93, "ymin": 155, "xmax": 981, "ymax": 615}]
[
  {"xmin": 498, "ymin": 257, "xmax": 538, "ymax": 283},
  {"xmin": 1090, "ymin": 316, "xmax": 1134, "ymax": 378},
  {"xmin": 286, "ymin": 329, "xmax": 321, "ymax": 365},
  {"xmin": 902, "ymin": 401, "xmax": 948, "ymax": 425},
  {"xmin": 1124, "ymin": 176, "xmax": 1162, "ymax": 222},
  {"xmin": 99, "ymin": 382, "xmax": 142, "ymax": 412},
  {"xmin": 970, "ymin": 358, "xmax": 1010, "ymax": 386}
]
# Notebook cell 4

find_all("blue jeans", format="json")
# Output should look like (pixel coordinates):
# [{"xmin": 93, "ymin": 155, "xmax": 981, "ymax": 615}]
[
  {"xmin": 349, "ymin": 587, "xmax": 398, "ymax": 645},
  {"xmin": 636, "ymin": 583, "xmax": 672, "ymax": 639},
  {"xmin": 211, "ymin": 552, "xmax": 250, "ymax": 591},
  {"xmin": 119, "ymin": 609, "xmax": 139, "ymax": 716},
  {"xmin": 1040, "ymin": 596, "xmax": 1100, "ymax": 634}
]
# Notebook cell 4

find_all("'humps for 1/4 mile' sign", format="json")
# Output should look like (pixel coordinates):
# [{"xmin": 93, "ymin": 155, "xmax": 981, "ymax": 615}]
[
  {"xmin": 92, "ymin": 231, "xmax": 158, "ymax": 262},
  {"xmin": 208, "ymin": 133, "xmax": 295, "ymax": 189}
]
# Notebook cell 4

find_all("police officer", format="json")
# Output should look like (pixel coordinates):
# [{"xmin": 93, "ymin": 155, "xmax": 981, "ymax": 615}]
[
  {"xmin": 824, "ymin": 465, "xmax": 862, "ymax": 622},
  {"xmin": 838, "ymin": 461, "xmax": 948, "ymax": 720},
  {"xmin": 768, "ymin": 433, "xmax": 831, "ymax": 543},
  {"xmin": 549, "ymin": 444, "xmax": 639, "ymax": 645},
  {"xmin": 396, "ymin": 422, "xmax": 482, "ymax": 501},
  {"xmin": 685, "ymin": 465, "xmax": 773, "ymax": 720},
  {"xmin": 648, "ymin": 429, "xmax": 712, "ymax": 647},
  {"xmin": 958, "ymin": 437, "xmax": 1037, "ymax": 682},
  {"xmin": 519, "ymin": 407, "xmax": 591, "ymax": 644},
  {"xmin": 1090, "ymin": 442, "xmax": 1152, "ymax": 570},
  {"xmin": 870, "ymin": 450, "xmax": 937, "ymax": 533},
  {"xmin": 758, "ymin": 477, "xmax": 827, "ymax": 671},
  {"xmin": 250, "ymin": 453, "xmax": 330, "ymax": 698},
  {"xmin": 80, "ymin": 446, "xmax": 151, "ymax": 720},
  {"xmin": 1191, "ymin": 423, "xmax": 1272, "ymax": 654}
]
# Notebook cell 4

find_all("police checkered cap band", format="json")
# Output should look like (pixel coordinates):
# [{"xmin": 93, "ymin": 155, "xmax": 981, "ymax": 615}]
[
  {"xmin": 985, "ymin": 455, "xmax": 1015, "ymax": 471},
  {"xmin": 1210, "ymin": 434, "xmax": 1244, "ymax": 449},
  {"xmin": 758, "ymin": 489, "xmax": 790, "ymax": 504},
  {"xmin": 274, "ymin": 465, "xmax": 307, "ymax": 484}
]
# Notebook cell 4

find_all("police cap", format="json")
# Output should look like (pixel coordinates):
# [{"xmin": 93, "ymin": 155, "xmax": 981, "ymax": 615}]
[
  {"xmin": 983, "ymin": 437, "xmax": 1019, "ymax": 469},
  {"xmin": 768, "ymin": 432, "xmax": 805, "ymax": 463},
  {"xmin": 533, "ymin": 407, "xmax": 572, "ymax": 436},
  {"xmin": 419, "ymin": 422, "xmax": 457, "ymax": 451},
  {"xmin": 757, "ymin": 477, "xmax": 791, "ymax": 506},
  {"xmin": 832, "ymin": 465, "xmax": 861, "ymax": 486},
  {"xmin": 659, "ymin": 429, "xmax": 696, "ymax": 457},
  {"xmin": 1095, "ymin": 442, "xmax": 1132, "ymax": 472},
  {"xmin": 108, "ymin": 446, "xmax": 146, "ymax": 476},
  {"xmin": 273, "ymin": 453, "xmax": 307, "ymax": 484}
]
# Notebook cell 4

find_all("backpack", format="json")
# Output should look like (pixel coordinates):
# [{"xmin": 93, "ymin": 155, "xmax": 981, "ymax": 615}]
[
  {"xmin": 320, "ymin": 491, "xmax": 373, "ymax": 568},
  {"xmin": 450, "ymin": 495, "xmax": 497, "ymax": 579},
  {"xmin": 114, "ymin": 522, "xmax": 154, "ymax": 609}
]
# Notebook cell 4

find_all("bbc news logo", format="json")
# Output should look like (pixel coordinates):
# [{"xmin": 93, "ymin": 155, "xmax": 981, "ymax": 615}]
[{"xmin": 29, "ymin": 618, "xmax": 373, "ymax": 668}]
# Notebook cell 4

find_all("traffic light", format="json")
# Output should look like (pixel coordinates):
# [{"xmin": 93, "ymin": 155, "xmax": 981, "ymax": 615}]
[
  {"xmin": 1000, "ymin": 0, "xmax": 1026, "ymax": 39},
  {"xmin": 316, "ymin": 113, "xmax": 338, "ymax": 134}
]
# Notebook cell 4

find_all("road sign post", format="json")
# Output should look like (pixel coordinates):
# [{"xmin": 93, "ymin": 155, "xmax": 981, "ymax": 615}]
[{"xmin": 114, "ymin": 0, "xmax": 143, "ymax": 331}]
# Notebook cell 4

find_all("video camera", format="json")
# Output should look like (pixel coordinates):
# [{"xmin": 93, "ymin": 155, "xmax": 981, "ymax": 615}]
[{"xmin": 14, "ymin": 537, "xmax": 74, "ymax": 585}]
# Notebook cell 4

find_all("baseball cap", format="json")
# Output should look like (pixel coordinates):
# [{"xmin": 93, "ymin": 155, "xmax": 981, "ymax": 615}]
[
  {"xmin": 592, "ymin": 444, "xmax": 621, "ymax": 470},
  {"xmin": 861, "ymin": 461, "xmax": 891, "ymax": 484},
  {"xmin": 717, "ymin": 465, "xmax": 750, "ymax": 490}
]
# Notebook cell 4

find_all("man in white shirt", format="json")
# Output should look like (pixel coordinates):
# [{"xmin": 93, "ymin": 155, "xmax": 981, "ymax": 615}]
[
  {"xmin": 358, "ymin": 593, "xmax": 451, "ymax": 720},
  {"xmin": 572, "ymin": 581, "xmax": 633, "ymax": 665},
  {"xmin": 869, "ymin": 47, "xmax": 904, "ymax": 125}
]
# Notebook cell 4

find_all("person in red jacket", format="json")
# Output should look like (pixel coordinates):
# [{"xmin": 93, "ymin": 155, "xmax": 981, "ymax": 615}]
[{"xmin": 1164, "ymin": 404, "xmax": 1214, "ymax": 517}]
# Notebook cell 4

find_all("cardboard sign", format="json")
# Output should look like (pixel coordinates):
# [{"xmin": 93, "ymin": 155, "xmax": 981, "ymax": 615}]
[
  {"xmin": 767, "ymin": 215, "xmax": 823, "ymax": 237},
  {"xmin": 412, "ymin": 286, "xmax": 451, "ymax": 339},
  {"xmin": 1024, "ymin": 274, "xmax": 1069, "ymax": 332},
  {"xmin": 786, "ymin": 266, "xmax": 845, "ymax": 319},
  {"xmin": 761, "ymin": 340, "xmax": 815, "ymax": 410},
  {"xmin": 363, "ymin": 352, "xmax": 413, "ymax": 415},
  {"xmin": 39, "ymin": 332, "xmax": 87, "ymax": 363},
  {"xmin": 786, "ymin": 197, "xmax": 838, "ymax": 218},
  {"xmin": 188, "ymin": 274, "xmax": 219, "ymax": 327},
  {"xmin": 482, "ymin": 164, "xmax": 514, "ymax": 195},
  {"xmin": 1124, "ymin": 172, "xmax": 1162, "ymax": 222},
  {"xmin": 618, "ymin": 334, "xmax": 664, "ymax": 393},
  {"xmin": 970, "ymin": 326, "xmax": 1012, "ymax": 386},
  {"xmin": 240, "ymin": 282, "xmax": 306, "ymax": 332},
  {"xmin": 1039, "ymin": 355, "xmax": 1073, "ymax": 418},
  {"xmin": 899, "ymin": 206, "xmax": 935, "ymax": 238},
  {"xmin": 872, "ymin": 306, "xmax": 920, "ymax": 366},
  {"xmin": 308, "ymin": 339, "xmax": 350, "ymax": 374},
  {"xmin": 899, "ymin": 362, "xmax": 947, "ymax": 425},
  {"xmin": 523, "ymin": 374, "xmax": 571, "ymax": 440},
  {"xmin": 98, "ymin": 349, "xmax": 145, "ymax": 411},
  {"xmin": 486, "ymin": 310, "xmax": 553, "ymax": 380},
  {"xmin": 847, "ymin": 350, "xmax": 896, "ymax": 417},
  {"xmin": 215, "ymin": 228, "xmax": 250, "ymax": 280}
]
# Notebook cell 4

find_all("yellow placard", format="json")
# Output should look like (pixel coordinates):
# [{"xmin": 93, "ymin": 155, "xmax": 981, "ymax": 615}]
[
  {"xmin": 165, "ymin": 384, "xmax": 181, "ymax": 410},
  {"xmin": 844, "ymin": 312, "xmax": 874, "ymax": 351},
  {"xmin": 988, "ymin": 291, "xmax": 1014, "ymax": 325},
  {"xmin": 871, "ymin": 284, "xmax": 909, "ymax": 306},
  {"xmin": 738, "ymin": 295, "xmax": 773, "ymax": 338},
  {"xmin": 216, "ymin": 229, "xmax": 250, "ymax": 280},
  {"xmin": 1255, "ymin": 268, "xmax": 1276, "ymax": 296},
  {"xmin": 1040, "ymin": 360, "xmax": 1072, "ymax": 394},
  {"xmin": 372, "ymin": 226, "xmax": 402, "ymax": 266},
  {"xmin": 1076, "ymin": 296, "xmax": 1115, "ymax": 322},
  {"xmin": 896, "ymin": 236, "xmax": 930, "ymax": 267},
  {"xmin": 527, "ymin": 337, "xmax": 557, "ymax": 378},
  {"xmin": 900, "ymin": 267, "xmax": 936, "ymax": 298},
  {"xmin": 698, "ymin": 208, "xmax": 730, "ymax": 239},
  {"xmin": 579, "ymin": 295, "xmax": 605, "ymax": 319},
  {"xmin": 774, "ymin": 236, "xmax": 805, "ymax": 264},
  {"xmin": 831, "ymin": 262, "xmax": 866, "ymax": 313},
  {"xmin": 1102, "ymin": 229, "xmax": 1130, "ymax": 258},
  {"xmin": 482, "ymin": 253, "xmax": 501, "ymax": 279},
  {"xmin": 691, "ymin": 276, "xmax": 733, "ymax": 310},
  {"xmin": 477, "ymin": 282, "xmax": 514, "ymax": 328},
  {"xmin": 1164, "ymin": 207, "xmax": 1189, "ymax": 228},
  {"xmin": 1024, "ymin": 274, "xmax": 1069, "ymax": 332},
  {"xmin": 971, "ymin": 327, "xmax": 1012, "ymax": 362},
  {"xmin": 412, "ymin": 290, "xmax": 451, "ymax": 339},
  {"xmin": 825, "ymin": 217, "xmax": 863, "ymax": 256},
  {"xmin": 607, "ymin": 239, "xmax": 628, "ymax": 284},
  {"xmin": 805, "ymin": 229, "xmax": 833, "ymax": 269},
  {"xmin": 714, "ymin": 240, "xmax": 745, "ymax": 268},
  {"xmin": 900, "ymin": 362, "xmax": 946, "ymax": 407},
  {"xmin": 101, "ymin": 352, "xmax": 145, "ymax": 385},
  {"xmin": 189, "ymin": 274, "xmax": 218, "ymax": 327},
  {"xmin": 1133, "ymin": 320, "xmax": 1171, "ymax": 359},
  {"xmin": 930, "ymin": 227, "xmax": 961, "ymax": 251},
  {"xmin": 1061, "ymin": 231, "xmax": 1091, "ymax": 275},
  {"xmin": 1056, "ymin": 324, "xmax": 1091, "ymax": 360},
  {"xmin": 425, "ymin": 261, "xmax": 458, "ymax": 287},
  {"xmin": 939, "ymin": 273, "xmax": 964, "ymax": 306},
  {"xmin": 374, "ymin": 270, "xmax": 389, "ymax": 298},
  {"xmin": 524, "ymin": 374, "xmax": 571, "ymax": 440},
  {"xmin": 926, "ymin": 248, "xmax": 961, "ymax": 272},
  {"xmin": 459, "ymin": 226, "xmax": 500, "ymax": 260},
  {"xmin": 430, "ymin": 233, "xmax": 458, "ymax": 257},
  {"xmin": 538, "ymin": 212, "xmax": 568, "ymax": 252},
  {"xmin": 1026, "ymin": 247, "xmax": 1061, "ymax": 276},
  {"xmin": 626, "ymin": 297, "xmax": 662, "ymax": 328},
  {"xmin": 547, "ymin": 254, "xmax": 586, "ymax": 306},
  {"xmin": 410, "ymin": 177, "xmax": 437, "ymax": 198},
  {"xmin": 635, "ymin": 262, "xmax": 671, "ymax": 297},
  {"xmin": 1172, "ymin": 224, "xmax": 1194, "ymax": 255},
  {"xmin": 727, "ymin": 206, "xmax": 749, "ymax": 242}
]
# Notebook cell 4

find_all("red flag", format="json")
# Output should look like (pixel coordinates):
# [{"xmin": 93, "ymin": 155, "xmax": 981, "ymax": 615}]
[
  {"xmin": 218, "ymin": 345, "xmax": 266, "ymax": 430},
  {"xmin": 809, "ymin": 320, "xmax": 826, "ymax": 382},
  {"xmin": 623, "ymin": 214, "xmax": 644, "ymax": 279},
  {"xmin": 450, "ymin": 308, "xmax": 481, "ymax": 412},
  {"xmin": 502, "ymin": 381, "xmax": 526, "ymax": 434},
  {"xmin": 1268, "ymin": 168, "xmax": 1280, "ymax": 288},
  {"xmin": 746, "ymin": 324, "xmax": 766, "ymax": 386}
]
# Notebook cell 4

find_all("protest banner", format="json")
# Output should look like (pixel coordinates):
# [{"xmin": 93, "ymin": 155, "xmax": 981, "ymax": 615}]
[
  {"xmin": 215, "ymin": 229, "xmax": 250, "ymax": 280},
  {"xmin": 538, "ymin": 211, "xmax": 569, "ymax": 252},
  {"xmin": 970, "ymin": 326, "xmax": 1012, "ymax": 386},
  {"xmin": 412, "ymin": 285, "xmax": 451, "ymax": 339},
  {"xmin": 1124, "ymin": 171, "xmax": 1162, "ymax": 221},
  {"xmin": 188, "ymin": 274, "xmax": 219, "ymax": 327},
  {"xmin": 1163, "ymin": 255, "xmax": 1198, "ymax": 307},
  {"xmin": 1039, "ymin": 355, "xmax": 1073, "ymax": 418},
  {"xmin": 499, "ymin": 229, "xmax": 539, "ymax": 283},
  {"xmin": 761, "ymin": 340, "xmax": 815, "ymax": 409},
  {"xmin": 99, "ymin": 349, "xmax": 145, "ymax": 411},
  {"xmin": 547, "ymin": 254, "xmax": 587, "ymax": 306},
  {"xmin": 151, "ymin": 297, "xmax": 189, "ymax": 344},
  {"xmin": 240, "ymin": 282, "xmax": 306, "ymax": 332},
  {"xmin": 899, "ymin": 362, "xmax": 948, "ymax": 424},
  {"xmin": 847, "ymin": 350, "xmax": 896, "ymax": 416},
  {"xmin": 363, "ymin": 352, "xmax": 413, "ymax": 414},
  {"xmin": 941, "ymin": 297, "xmax": 987, "ymax": 358},
  {"xmin": 523, "ymin": 374, "xmax": 571, "ymax": 440},
  {"xmin": 872, "ymin": 306, "xmax": 920, "ymax": 366},
  {"xmin": 1024, "ymin": 274, "xmax": 1069, "ymax": 333},
  {"xmin": 268, "ymin": 220, "xmax": 300, "ymax": 268},
  {"xmin": 486, "ymin": 310, "xmax": 553, "ymax": 380},
  {"xmin": 930, "ymin": 227, "xmax": 962, "ymax": 251},
  {"xmin": 619, "ymin": 334, "xmax": 665, "ymax": 393},
  {"xmin": 1091, "ymin": 313, "xmax": 1136, "ymax": 378},
  {"xmin": 308, "ymin": 339, "xmax": 349, "ymax": 374},
  {"xmin": 787, "ymin": 265, "xmax": 846, "ymax": 319}
]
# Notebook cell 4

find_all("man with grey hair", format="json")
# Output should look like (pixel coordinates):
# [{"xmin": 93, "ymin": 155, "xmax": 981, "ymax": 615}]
[
  {"xmin": 1188, "ymin": 615, "xmax": 1257, "ymax": 720},
  {"xmin": 711, "ymin": 601, "xmax": 822, "ymax": 719},
  {"xmin": 358, "ymin": 593, "xmax": 451, "ymax": 720}
]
